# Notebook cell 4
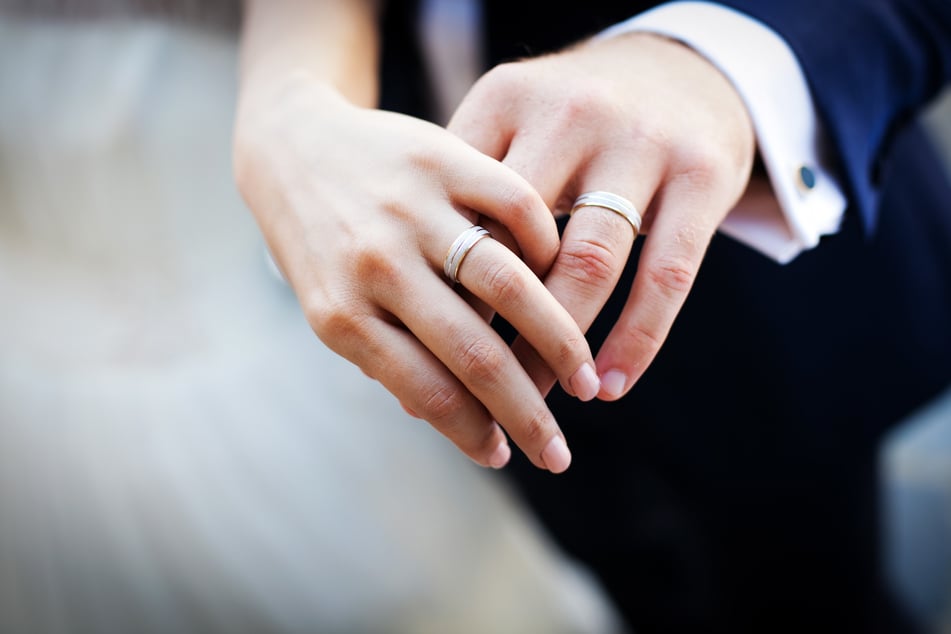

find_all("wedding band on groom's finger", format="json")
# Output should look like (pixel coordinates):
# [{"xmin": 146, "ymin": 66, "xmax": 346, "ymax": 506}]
[
  {"xmin": 571, "ymin": 191, "xmax": 642, "ymax": 235},
  {"xmin": 444, "ymin": 225, "xmax": 492, "ymax": 284}
]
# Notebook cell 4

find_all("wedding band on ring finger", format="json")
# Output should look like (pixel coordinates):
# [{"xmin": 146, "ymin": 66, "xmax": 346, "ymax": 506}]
[
  {"xmin": 444, "ymin": 225, "xmax": 492, "ymax": 284},
  {"xmin": 571, "ymin": 191, "xmax": 642, "ymax": 234}
]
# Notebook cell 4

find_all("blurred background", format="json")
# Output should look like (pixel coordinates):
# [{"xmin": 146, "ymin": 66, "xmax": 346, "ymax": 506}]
[
  {"xmin": 881, "ymin": 89, "xmax": 951, "ymax": 634},
  {"xmin": 0, "ymin": 6, "xmax": 948, "ymax": 634},
  {"xmin": 0, "ymin": 11, "xmax": 622, "ymax": 634}
]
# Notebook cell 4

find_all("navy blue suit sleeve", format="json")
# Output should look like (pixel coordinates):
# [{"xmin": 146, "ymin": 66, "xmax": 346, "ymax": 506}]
[{"xmin": 718, "ymin": 0, "xmax": 951, "ymax": 232}]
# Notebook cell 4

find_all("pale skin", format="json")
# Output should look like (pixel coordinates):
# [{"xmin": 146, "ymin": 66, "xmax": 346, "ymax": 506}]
[
  {"xmin": 234, "ymin": 0, "xmax": 755, "ymax": 473},
  {"xmin": 235, "ymin": 0, "xmax": 600, "ymax": 474},
  {"xmin": 448, "ymin": 33, "xmax": 756, "ymax": 401}
]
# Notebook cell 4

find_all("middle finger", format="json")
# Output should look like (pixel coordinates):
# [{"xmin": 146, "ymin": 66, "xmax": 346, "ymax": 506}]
[{"xmin": 375, "ymin": 256, "xmax": 574, "ymax": 474}]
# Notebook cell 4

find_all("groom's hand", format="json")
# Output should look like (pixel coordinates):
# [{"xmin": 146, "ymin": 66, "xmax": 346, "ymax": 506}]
[{"xmin": 449, "ymin": 33, "xmax": 756, "ymax": 399}]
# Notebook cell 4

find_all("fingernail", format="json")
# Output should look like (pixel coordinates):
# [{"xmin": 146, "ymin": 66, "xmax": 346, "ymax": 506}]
[
  {"xmin": 569, "ymin": 363, "xmax": 601, "ymax": 402},
  {"xmin": 488, "ymin": 442, "xmax": 511, "ymax": 469},
  {"xmin": 600, "ymin": 370, "xmax": 628, "ymax": 399},
  {"xmin": 542, "ymin": 436, "xmax": 571, "ymax": 474}
]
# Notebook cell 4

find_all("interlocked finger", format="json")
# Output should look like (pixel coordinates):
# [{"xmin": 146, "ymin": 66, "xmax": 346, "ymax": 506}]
[
  {"xmin": 509, "ymin": 159, "xmax": 661, "ymax": 398},
  {"xmin": 343, "ymin": 313, "xmax": 511, "ymax": 469},
  {"xmin": 511, "ymin": 195, "xmax": 640, "ymax": 397},
  {"xmin": 438, "ymin": 222, "xmax": 602, "ymax": 403},
  {"xmin": 375, "ymin": 257, "xmax": 575, "ymax": 473}
]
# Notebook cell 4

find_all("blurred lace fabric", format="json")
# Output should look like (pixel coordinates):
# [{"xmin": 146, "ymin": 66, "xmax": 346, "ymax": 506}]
[{"xmin": 0, "ymin": 13, "xmax": 621, "ymax": 634}]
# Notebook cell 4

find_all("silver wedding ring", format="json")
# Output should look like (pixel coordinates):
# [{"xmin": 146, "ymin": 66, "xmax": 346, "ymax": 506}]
[
  {"xmin": 571, "ymin": 191, "xmax": 642, "ymax": 234},
  {"xmin": 444, "ymin": 225, "xmax": 491, "ymax": 284}
]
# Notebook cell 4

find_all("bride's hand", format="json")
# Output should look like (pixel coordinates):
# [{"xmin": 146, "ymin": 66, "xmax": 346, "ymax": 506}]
[{"xmin": 232, "ymin": 72, "xmax": 599, "ymax": 473}]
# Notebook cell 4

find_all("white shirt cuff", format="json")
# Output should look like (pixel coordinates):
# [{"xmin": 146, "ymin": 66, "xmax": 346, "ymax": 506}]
[{"xmin": 599, "ymin": 1, "xmax": 847, "ymax": 263}]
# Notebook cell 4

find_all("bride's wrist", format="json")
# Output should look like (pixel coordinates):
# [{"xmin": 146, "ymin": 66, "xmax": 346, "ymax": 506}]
[
  {"xmin": 233, "ymin": 70, "xmax": 348, "ymax": 192},
  {"xmin": 236, "ymin": 67, "xmax": 344, "ymax": 127}
]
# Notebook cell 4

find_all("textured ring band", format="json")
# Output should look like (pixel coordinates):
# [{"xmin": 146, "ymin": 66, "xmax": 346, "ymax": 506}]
[
  {"xmin": 570, "ymin": 191, "xmax": 642, "ymax": 234},
  {"xmin": 444, "ymin": 225, "xmax": 491, "ymax": 284}
]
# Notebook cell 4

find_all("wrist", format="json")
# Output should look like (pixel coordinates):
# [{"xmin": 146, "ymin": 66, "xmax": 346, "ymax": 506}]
[{"xmin": 233, "ymin": 72, "xmax": 349, "ymax": 218}]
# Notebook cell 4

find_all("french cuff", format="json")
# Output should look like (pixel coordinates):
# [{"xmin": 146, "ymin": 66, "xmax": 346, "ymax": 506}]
[{"xmin": 599, "ymin": 1, "xmax": 846, "ymax": 264}]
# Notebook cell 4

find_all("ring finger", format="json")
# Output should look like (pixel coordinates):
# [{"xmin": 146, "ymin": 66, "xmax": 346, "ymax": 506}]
[
  {"xmin": 511, "ymin": 154, "xmax": 664, "ymax": 396},
  {"xmin": 376, "ymin": 258, "xmax": 573, "ymax": 473}
]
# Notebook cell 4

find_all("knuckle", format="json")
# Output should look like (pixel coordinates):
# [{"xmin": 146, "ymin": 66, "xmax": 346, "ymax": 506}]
[
  {"xmin": 307, "ymin": 297, "xmax": 367, "ymax": 344},
  {"xmin": 500, "ymin": 183, "xmax": 541, "ymax": 223},
  {"xmin": 558, "ymin": 237, "xmax": 620, "ymax": 286},
  {"xmin": 474, "ymin": 63, "xmax": 526, "ymax": 105},
  {"xmin": 554, "ymin": 333, "xmax": 586, "ymax": 368},
  {"xmin": 557, "ymin": 80, "xmax": 614, "ymax": 123},
  {"xmin": 457, "ymin": 337, "xmax": 506, "ymax": 387},
  {"xmin": 520, "ymin": 406, "xmax": 554, "ymax": 446},
  {"xmin": 598, "ymin": 101, "xmax": 668, "ymax": 156},
  {"xmin": 421, "ymin": 382, "xmax": 468, "ymax": 426},
  {"xmin": 405, "ymin": 146, "xmax": 442, "ymax": 178},
  {"xmin": 644, "ymin": 255, "xmax": 696, "ymax": 297},
  {"xmin": 630, "ymin": 115, "xmax": 670, "ymax": 155},
  {"xmin": 624, "ymin": 322, "xmax": 665, "ymax": 356},
  {"xmin": 351, "ymin": 233, "xmax": 404, "ymax": 291},
  {"xmin": 482, "ymin": 261, "xmax": 527, "ymax": 307},
  {"xmin": 674, "ymin": 145, "xmax": 728, "ymax": 191}
]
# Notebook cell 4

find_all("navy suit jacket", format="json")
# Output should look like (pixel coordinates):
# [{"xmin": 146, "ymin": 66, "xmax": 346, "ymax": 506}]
[
  {"xmin": 725, "ymin": 0, "xmax": 951, "ymax": 233},
  {"xmin": 380, "ymin": 2, "xmax": 951, "ymax": 631}
]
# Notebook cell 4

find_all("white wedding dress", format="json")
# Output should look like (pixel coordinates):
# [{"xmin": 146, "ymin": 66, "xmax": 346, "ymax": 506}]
[{"xmin": 0, "ymin": 15, "xmax": 621, "ymax": 634}]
